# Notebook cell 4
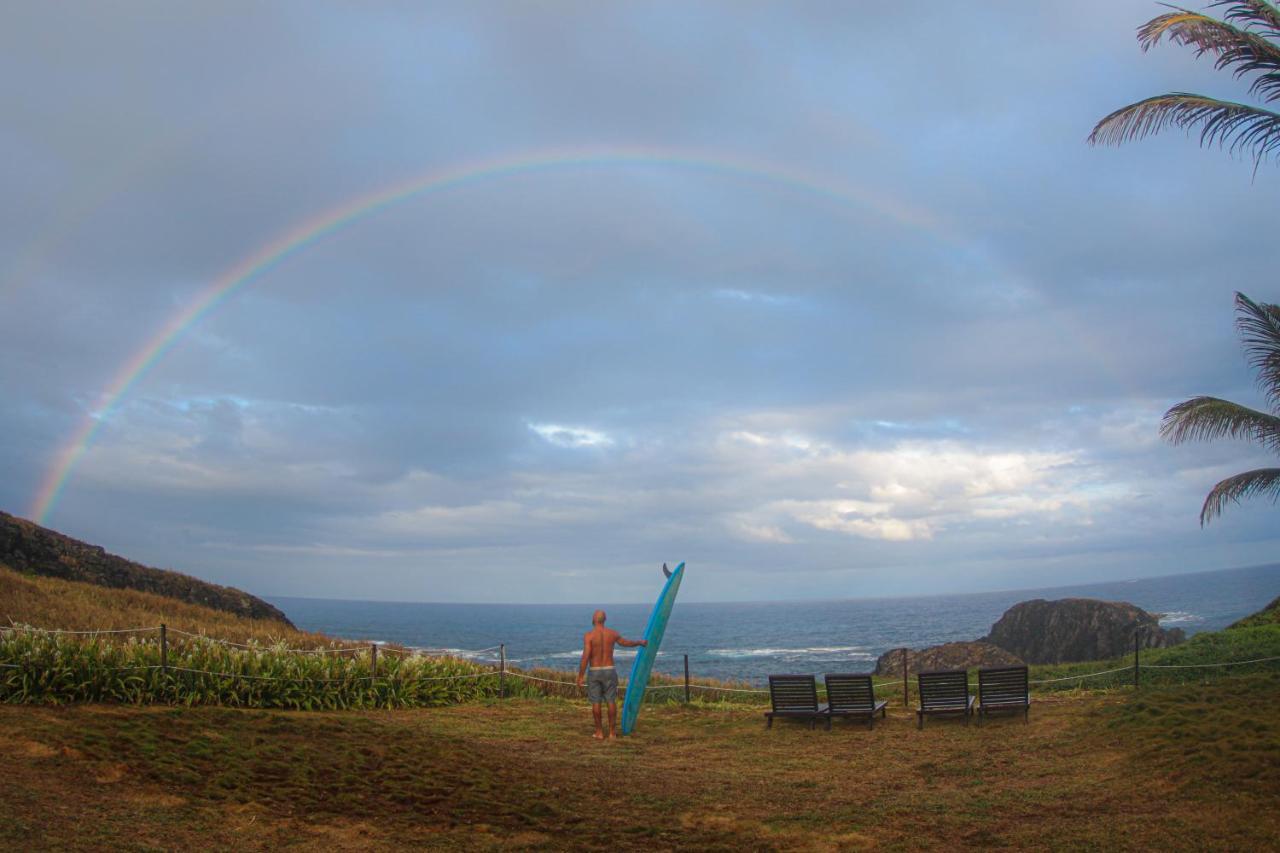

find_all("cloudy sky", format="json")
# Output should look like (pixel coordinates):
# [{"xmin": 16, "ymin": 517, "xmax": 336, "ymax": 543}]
[{"xmin": 3, "ymin": 1, "xmax": 1278, "ymax": 603}]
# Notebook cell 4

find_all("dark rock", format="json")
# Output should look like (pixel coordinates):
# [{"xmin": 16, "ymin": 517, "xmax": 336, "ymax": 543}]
[
  {"xmin": 873, "ymin": 641, "xmax": 1023, "ymax": 676},
  {"xmin": 0, "ymin": 510, "xmax": 294, "ymax": 627},
  {"xmin": 984, "ymin": 598, "xmax": 1183, "ymax": 664}
]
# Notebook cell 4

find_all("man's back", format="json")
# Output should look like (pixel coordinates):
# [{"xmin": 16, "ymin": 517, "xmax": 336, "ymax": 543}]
[{"xmin": 584, "ymin": 625, "xmax": 621, "ymax": 667}]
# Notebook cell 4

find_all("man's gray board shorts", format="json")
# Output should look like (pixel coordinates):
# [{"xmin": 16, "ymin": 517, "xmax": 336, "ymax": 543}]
[{"xmin": 587, "ymin": 666, "xmax": 618, "ymax": 703}]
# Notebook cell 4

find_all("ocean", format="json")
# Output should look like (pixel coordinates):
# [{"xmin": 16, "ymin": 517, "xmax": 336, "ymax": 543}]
[{"xmin": 269, "ymin": 563, "xmax": 1280, "ymax": 685}]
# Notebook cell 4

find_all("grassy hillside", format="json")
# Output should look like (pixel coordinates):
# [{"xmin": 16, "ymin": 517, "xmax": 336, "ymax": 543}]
[
  {"xmin": 1, "ymin": 564, "xmax": 326, "ymax": 646},
  {"xmin": 1230, "ymin": 595, "xmax": 1280, "ymax": 629},
  {"xmin": 0, "ymin": 511, "xmax": 292, "ymax": 625}
]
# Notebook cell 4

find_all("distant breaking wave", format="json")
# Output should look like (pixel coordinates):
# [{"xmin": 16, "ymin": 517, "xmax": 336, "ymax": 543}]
[
  {"xmin": 708, "ymin": 646, "xmax": 874, "ymax": 661},
  {"xmin": 1158, "ymin": 611, "xmax": 1204, "ymax": 625}
]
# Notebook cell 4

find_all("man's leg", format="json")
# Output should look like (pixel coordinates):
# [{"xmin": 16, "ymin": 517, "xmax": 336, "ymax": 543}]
[
  {"xmin": 607, "ymin": 700, "xmax": 618, "ymax": 738},
  {"xmin": 592, "ymin": 702, "xmax": 604, "ymax": 739}
]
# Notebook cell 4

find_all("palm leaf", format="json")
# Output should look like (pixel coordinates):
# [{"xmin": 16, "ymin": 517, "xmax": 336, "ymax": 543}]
[
  {"xmin": 1212, "ymin": 0, "xmax": 1280, "ymax": 39},
  {"xmin": 1233, "ymin": 292, "xmax": 1280, "ymax": 408},
  {"xmin": 1138, "ymin": 7, "xmax": 1280, "ymax": 101},
  {"xmin": 1160, "ymin": 395, "xmax": 1280, "ymax": 453},
  {"xmin": 1088, "ymin": 93, "xmax": 1280, "ymax": 165},
  {"xmin": 1200, "ymin": 466, "xmax": 1280, "ymax": 523}
]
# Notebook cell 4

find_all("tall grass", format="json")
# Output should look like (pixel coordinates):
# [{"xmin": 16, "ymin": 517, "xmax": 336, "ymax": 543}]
[
  {"xmin": 0, "ymin": 630, "xmax": 756, "ymax": 709},
  {"xmin": 0, "ymin": 631, "xmax": 501, "ymax": 709}
]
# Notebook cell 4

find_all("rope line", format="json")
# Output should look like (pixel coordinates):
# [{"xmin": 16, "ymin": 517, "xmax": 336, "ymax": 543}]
[
  {"xmin": 5, "ymin": 625, "xmax": 160, "ymax": 635},
  {"xmin": 1028, "ymin": 665, "xmax": 1134, "ymax": 684},
  {"xmin": 1142, "ymin": 655, "xmax": 1280, "ymax": 669}
]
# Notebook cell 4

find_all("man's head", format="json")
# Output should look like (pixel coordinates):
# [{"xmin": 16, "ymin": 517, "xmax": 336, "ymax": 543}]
[{"xmin": 592, "ymin": 609, "xmax": 606, "ymax": 625}]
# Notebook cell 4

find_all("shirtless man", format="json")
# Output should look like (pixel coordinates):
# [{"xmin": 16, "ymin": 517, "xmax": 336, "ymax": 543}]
[{"xmin": 576, "ymin": 610, "xmax": 647, "ymax": 739}]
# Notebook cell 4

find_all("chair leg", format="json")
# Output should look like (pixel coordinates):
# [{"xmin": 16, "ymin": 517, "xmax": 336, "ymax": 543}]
[
  {"xmin": 766, "ymin": 716, "xmax": 772, "ymax": 729},
  {"xmin": 917, "ymin": 712, "xmax": 923, "ymax": 730}
]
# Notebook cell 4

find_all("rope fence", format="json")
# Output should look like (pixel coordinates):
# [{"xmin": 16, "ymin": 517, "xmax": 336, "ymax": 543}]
[
  {"xmin": 1028, "ymin": 665, "xmax": 1136, "ymax": 685},
  {"xmin": 1143, "ymin": 655, "xmax": 1280, "ymax": 669}
]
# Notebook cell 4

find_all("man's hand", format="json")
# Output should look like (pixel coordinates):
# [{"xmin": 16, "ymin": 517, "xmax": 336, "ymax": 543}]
[
  {"xmin": 639, "ymin": 640, "xmax": 648, "ymax": 647},
  {"xmin": 576, "ymin": 673, "xmax": 584, "ymax": 687}
]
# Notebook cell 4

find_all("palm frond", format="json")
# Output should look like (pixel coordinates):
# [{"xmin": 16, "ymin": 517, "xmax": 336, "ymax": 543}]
[
  {"xmin": 1212, "ymin": 0, "xmax": 1280, "ymax": 39},
  {"xmin": 1088, "ymin": 93, "xmax": 1280, "ymax": 165},
  {"xmin": 1139, "ymin": 8, "xmax": 1280, "ymax": 101},
  {"xmin": 1161, "ymin": 395, "xmax": 1280, "ymax": 453},
  {"xmin": 1233, "ymin": 292, "xmax": 1280, "ymax": 409},
  {"xmin": 1200, "ymin": 466, "xmax": 1280, "ymax": 523}
]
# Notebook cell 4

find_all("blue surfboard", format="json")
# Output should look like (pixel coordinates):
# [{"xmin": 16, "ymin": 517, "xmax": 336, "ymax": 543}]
[{"xmin": 620, "ymin": 561, "xmax": 685, "ymax": 735}]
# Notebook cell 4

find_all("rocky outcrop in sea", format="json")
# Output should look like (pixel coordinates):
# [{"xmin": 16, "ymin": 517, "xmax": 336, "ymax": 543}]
[{"xmin": 983, "ymin": 598, "xmax": 1183, "ymax": 664}]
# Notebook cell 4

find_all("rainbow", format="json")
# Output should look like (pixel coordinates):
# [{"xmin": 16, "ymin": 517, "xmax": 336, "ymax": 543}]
[{"xmin": 30, "ymin": 145, "xmax": 953, "ymax": 524}]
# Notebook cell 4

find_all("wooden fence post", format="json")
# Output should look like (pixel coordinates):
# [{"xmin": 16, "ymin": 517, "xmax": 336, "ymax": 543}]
[
  {"xmin": 499, "ymin": 644, "xmax": 506, "ymax": 699},
  {"xmin": 1133, "ymin": 630, "xmax": 1140, "ymax": 689},
  {"xmin": 902, "ymin": 647, "xmax": 909, "ymax": 708},
  {"xmin": 684, "ymin": 654, "xmax": 690, "ymax": 704},
  {"xmin": 159, "ymin": 623, "xmax": 168, "ymax": 677},
  {"xmin": 370, "ymin": 643, "xmax": 377, "ymax": 676}
]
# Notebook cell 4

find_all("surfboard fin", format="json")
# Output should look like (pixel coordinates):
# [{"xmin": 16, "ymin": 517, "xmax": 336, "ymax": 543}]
[{"xmin": 662, "ymin": 562, "xmax": 671, "ymax": 578}]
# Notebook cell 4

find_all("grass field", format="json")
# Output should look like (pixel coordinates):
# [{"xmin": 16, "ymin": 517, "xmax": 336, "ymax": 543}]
[{"xmin": 3, "ymin": 673, "xmax": 1278, "ymax": 850}]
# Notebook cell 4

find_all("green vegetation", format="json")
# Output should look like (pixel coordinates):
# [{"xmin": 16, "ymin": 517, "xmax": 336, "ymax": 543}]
[
  {"xmin": 1230, "ymin": 593, "xmax": 1280, "ymax": 628},
  {"xmin": 1090, "ymin": 1, "xmax": 1280, "ymax": 168},
  {"xmin": 1158, "ymin": 293, "xmax": 1280, "ymax": 524}
]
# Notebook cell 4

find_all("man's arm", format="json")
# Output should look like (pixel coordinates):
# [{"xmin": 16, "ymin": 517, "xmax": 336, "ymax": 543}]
[
  {"xmin": 576, "ymin": 633, "xmax": 592, "ymax": 686},
  {"xmin": 616, "ymin": 636, "xmax": 648, "ymax": 647}
]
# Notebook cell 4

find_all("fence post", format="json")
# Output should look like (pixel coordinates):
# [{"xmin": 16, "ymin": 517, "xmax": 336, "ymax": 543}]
[
  {"xmin": 902, "ymin": 647, "xmax": 909, "ymax": 708},
  {"xmin": 370, "ymin": 642, "xmax": 377, "ymax": 676},
  {"xmin": 1133, "ymin": 629, "xmax": 1141, "ymax": 689},
  {"xmin": 159, "ymin": 623, "xmax": 168, "ymax": 677},
  {"xmin": 684, "ymin": 654, "xmax": 690, "ymax": 704},
  {"xmin": 499, "ymin": 643, "xmax": 506, "ymax": 699}
]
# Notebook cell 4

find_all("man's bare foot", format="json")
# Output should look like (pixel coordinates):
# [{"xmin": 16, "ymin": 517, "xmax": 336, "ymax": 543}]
[{"xmin": 593, "ymin": 730, "xmax": 605, "ymax": 740}]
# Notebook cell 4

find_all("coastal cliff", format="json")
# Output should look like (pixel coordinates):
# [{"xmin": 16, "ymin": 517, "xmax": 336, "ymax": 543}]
[{"xmin": 0, "ymin": 511, "xmax": 293, "ymax": 627}]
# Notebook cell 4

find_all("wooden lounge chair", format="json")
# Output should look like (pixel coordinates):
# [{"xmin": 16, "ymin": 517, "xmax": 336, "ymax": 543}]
[
  {"xmin": 916, "ymin": 669, "xmax": 974, "ymax": 729},
  {"xmin": 765, "ymin": 674, "xmax": 827, "ymax": 729},
  {"xmin": 977, "ymin": 665, "xmax": 1030, "ymax": 723},
  {"xmin": 824, "ymin": 673, "xmax": 888, "ymax": 729}
]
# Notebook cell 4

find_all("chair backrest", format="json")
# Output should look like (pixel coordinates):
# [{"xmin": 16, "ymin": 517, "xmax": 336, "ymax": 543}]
[
  {"xmin": 823, "ymin": 673, "xmax": 876, "ymax": 712},
  {"xmin": 768, "ymin": 674, "xmax": 819, "ymax": 712},
  {"xmin": 917, "ymin": 669, "xmax": 970, "ymax": 710},
  {"xmin": 978, "ymin": 665, "xmax": 1028, "ymax": 704}
]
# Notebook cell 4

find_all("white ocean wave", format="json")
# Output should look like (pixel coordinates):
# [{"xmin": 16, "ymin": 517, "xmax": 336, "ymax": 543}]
[
  {"xmin": 1158, "ymin": 611, "xmax": 1204, "ymax": 625},
  {"xmin": 546, "ymin": 648, "xmax": 646, "ymax": 660},
  {"xmin": 708, "ymin": 646, "xmax": 874, "ymax": 660}
]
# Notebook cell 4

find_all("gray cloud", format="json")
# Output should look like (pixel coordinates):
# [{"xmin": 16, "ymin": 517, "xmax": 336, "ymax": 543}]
[{"xmin": 3, "ymin": 1, "xmax": 1278, "ymax": 602}]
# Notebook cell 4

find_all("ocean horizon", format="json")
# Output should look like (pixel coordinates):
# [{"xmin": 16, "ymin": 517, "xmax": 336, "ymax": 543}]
[{"xmin": 270, "ymin": 562, "xmax": 1280, "ymax": 684}]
